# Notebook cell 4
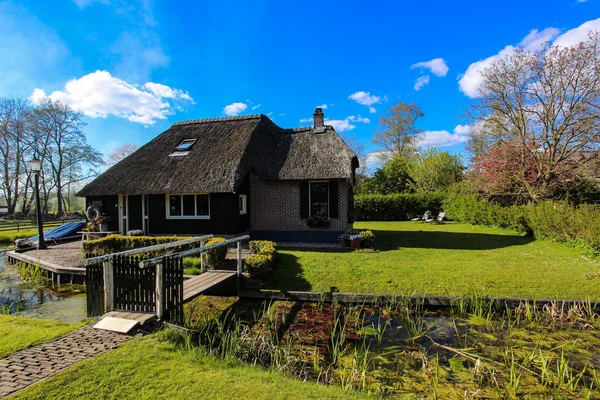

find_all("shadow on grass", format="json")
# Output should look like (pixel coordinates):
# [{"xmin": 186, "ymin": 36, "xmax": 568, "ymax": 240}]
[
  {"xmin": 374, "ymin": 229, "xmax": 535, "ymax": 251},
  {"xmin": 262, "ymin": 252, "xmax": 312, "ymax": 291}
]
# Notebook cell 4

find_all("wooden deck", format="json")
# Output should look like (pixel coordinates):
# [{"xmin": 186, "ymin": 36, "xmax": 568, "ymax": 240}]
[
  {"xmin": 102, "ymin": 311, "xmax": 157, "ymax": 325},
  {"xmin": 6, "ymin": 242, "xmax": 85, "ymax": 276},
  {"xmin": 183, "ymin": 270, "xmax": 237, "ymax": 302}
]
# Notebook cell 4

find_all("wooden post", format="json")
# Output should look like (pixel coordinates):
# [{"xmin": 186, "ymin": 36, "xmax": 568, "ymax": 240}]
[
  {"xmin": 200, "ymin": 240, "xmax": 206, "ymax": 273},
  {"xmin": 103, "ymin": 260, "xmax": 114, "ymax": 313},
  {"xmin": 237, "ymin": 241, "xmax": 243, "ymax": 275},
  {"xmin": 156, "ymin": 263, "xmax": 164, "ymax": 320}
]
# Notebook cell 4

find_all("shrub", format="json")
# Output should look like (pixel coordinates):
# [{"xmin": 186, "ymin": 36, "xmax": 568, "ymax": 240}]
[
  {"xmin": 245, "ymin": 253, "xmax": 273, "ymax": 280},
  {"xmin": 249, "ymin": 240, "xmax": 277, "ymax": 254},
  {"xmin": 83, "ymin": 234, "xmax": 192, "ymax": 257},
  {"xmin": 204, "ymin": 237, "xmax": 228, "ymax": 269},
  {"xmin": 183, "ymin": 257, "xmax": 202, "ymax": 275},
  {"xmin": 354, "ymin": 192, "xmax": 445, "ymax": 221},
  {"xmin": 246, "ymin": 240, "xmax": 278, "ymax": 279}
]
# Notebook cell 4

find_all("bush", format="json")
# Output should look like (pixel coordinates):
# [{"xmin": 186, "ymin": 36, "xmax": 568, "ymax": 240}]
[
  {"xmin": 183, "ymin": 257, "xmax": 202, "ymax": 275},
  {"xmin": 83, "ymin": 234, "xmax": 192, "ymax": 257},
  {"xmin": 354, "ymin": 193, "xmax": 445, "ymax": 221},
  {"xmin": 246, "ymin": 240, "xmax": 278, "ymax": 279},
  {"xmin": 249, "ymin": 240, "xmax": 277, "ymax": 254},
  {"xmin": 204, "ymin": 237, "xmax": 228, "ymax": 269}
]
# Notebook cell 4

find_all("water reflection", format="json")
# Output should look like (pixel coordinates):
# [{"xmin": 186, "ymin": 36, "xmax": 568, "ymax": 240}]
[{"xmin": 0, "ymin": 256, "xmax": 87, "ymax": 323}]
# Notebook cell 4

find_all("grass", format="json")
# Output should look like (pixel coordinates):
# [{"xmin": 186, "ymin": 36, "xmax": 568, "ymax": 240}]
[
  {"xmin": 14, "ymin": 335, "xmax": 372, "ymax": 400},
  {"xmin": 0, "ymin": 228, "xmax": 38, "ymax": 246},
  {"xmin": 0, "ymin": 315, "xmax": 83, "ymax": 358},
  {"xmin": 266, "ymin": 221, "xmax": 600, "ymax": 299}
]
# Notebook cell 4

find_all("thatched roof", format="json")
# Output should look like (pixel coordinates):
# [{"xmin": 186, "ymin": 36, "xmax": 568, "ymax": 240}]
[{"xmin": 78, "ymin": 114, "xmax": 358, "ymax": 196}]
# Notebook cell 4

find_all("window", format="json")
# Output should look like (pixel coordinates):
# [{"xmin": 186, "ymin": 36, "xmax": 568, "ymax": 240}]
[
  {"xmin": 239, "ymin": 194, "xmax": 247, "ymax": 215},
  {"xmin": 166, "ymin": 194, "xmax": 210, "ymax": 219},
  {"xmin": 175, "ymin": 139, "xmax": 196, "ymax": 151},
  {"xmin": 309, "ymin": 181, "xmax": 329, "ymax": 218},
  {"xmin": 169, "ymin": 139, "xmax": 197, "ymax": 157}
]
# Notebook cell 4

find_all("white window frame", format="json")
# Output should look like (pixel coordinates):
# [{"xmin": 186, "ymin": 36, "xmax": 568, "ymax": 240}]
[
  {"xmin": 308, "ymin": 180, "xmax": 329, "ymax": 218},
  {"xmin": 166, "ymin": 193, "xmax": 210, "ymax": 219},
  {"xmin": 239, "ymin": 194, "xmax": 247, "ymax": 215}
]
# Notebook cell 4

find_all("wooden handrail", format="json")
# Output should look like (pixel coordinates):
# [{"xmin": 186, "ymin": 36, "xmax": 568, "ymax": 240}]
[
  {"xmin": 139, "ymin": 234, "xmax": 250, "ymax": 269},
  {"xmin": 84, "ymin": 234, "xmax": 214, "ymax": 265}
]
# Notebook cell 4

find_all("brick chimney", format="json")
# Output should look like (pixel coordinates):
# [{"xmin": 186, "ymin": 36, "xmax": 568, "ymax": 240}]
[{"xmin": 313, "ymin": 107, "xmax": 324, "ymax": 129}]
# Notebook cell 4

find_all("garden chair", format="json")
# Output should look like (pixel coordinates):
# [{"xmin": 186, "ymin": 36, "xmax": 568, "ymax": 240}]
[
  {"xmin": 424, "ymin": 212, "xmax": 446, "ymax": 224},
  {"xmin": 411, "ymin": 211, "xmax": 432, "ymax": 222}
]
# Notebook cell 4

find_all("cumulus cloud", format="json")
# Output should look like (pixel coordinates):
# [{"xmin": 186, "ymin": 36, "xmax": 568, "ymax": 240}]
[
  {"xmin": 223, "ymin": 102, "xmax": 248, "ymax": 116},
  {"xmin": 418, "ymin": 125, "xmax": 472, "ymax": 148},
  {"xmin": 299, "ymin": 114, "xmax": 369, "ymax": 132},
  {"xmin": 413, "ymin": 75, "xmax": 430, "ymax": 91},
  {"xmin": 316, "ymin": 104, "xmax": 328, "ymax": 109},
  {"xmin": 30, "ymin": 70, "xmax": 194, "ymax": 125},
  {"xmin": 348, "ymin": 115, "xmax": 370, "ymax": 123},
  {"xmin": 411, "ymin": 58, "xmax": 449, "ymax": 77},
  {"xmin": 348, "ymin": 91, "xmax": 383, "ymax": 113},
  {"xmin": 459, "ymin": 20, "xmax": 600, "ymax": 98}
]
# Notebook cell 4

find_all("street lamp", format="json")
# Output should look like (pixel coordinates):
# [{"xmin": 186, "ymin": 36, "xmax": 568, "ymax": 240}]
[{"xmin": 29, "ymin": 156, "xmax": 46, "ymax": 250}]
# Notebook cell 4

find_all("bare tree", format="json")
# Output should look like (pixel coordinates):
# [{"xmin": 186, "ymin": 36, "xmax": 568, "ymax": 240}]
[
  {"xmin": 32, "ymin": 100, "xmax": 102, "ymax": 216},
  {"xmin": 106, "ymin": 143, "xmax": 139, "ymax": 166},
  {"xmin": 373, "ymin": 102, "xmax": 424, "ymax": 158},
  {"xmin": 469, "ymin": 32, "xmax": 600, "ymax": 201},
  {"xmin": 0, "ymin": 97, "xmax": 33, "ymax": 214}
]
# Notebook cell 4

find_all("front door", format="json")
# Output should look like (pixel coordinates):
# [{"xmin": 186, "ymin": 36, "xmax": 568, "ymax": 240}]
[{"xmin": 128, "ymin": 195, "xmax": 143, "ymax": 232}]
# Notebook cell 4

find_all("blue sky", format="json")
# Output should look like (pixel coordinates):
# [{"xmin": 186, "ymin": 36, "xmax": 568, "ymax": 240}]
[{"xmin": 1, "ymin": 0, "xmax": 598, "ymax": 169}]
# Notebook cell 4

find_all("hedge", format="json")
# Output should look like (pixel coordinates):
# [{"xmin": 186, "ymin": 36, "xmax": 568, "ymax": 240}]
[
  {"xmin": 246, "ymin": 240, "xmax": 278, "ymax": 280},
  {"xmin": 354, "ymin": 193, "xmax": 445, "ymax": 221},
  {"xmin": 204, "ymin": 237, "xmax": 228, "ymax": 269},
  {"xmin": 83, "ymin": 234, "xmax": 192, "ymax": 257}
]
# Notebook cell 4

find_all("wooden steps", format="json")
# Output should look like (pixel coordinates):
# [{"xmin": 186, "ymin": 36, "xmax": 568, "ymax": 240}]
[{"xmin": 183, "ymin": 270, "xmax": 237, "ymax": 302}]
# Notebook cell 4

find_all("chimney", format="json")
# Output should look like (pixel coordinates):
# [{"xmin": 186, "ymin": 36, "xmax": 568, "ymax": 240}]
[{"xmin": 313, "ymin": 107, "xmax": 324, "ymax": 129}]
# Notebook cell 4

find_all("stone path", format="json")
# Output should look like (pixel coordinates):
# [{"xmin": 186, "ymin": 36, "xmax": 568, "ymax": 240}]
[{"xmin": 0, "ymin": 324, "xmax": 150, "ymax": 398}]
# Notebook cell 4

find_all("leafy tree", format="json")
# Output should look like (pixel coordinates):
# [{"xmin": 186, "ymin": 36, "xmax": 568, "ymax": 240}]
[
  {"xmin": 406, "ymin": 148, "xmax": 463, "ymax": 192},
  {"xmin": 373, "ymin": 102, "xmax": 424, "ymax": 158},
  {"xmin": 468, "ymin": 32, "xmax": 600, "ymax": 201},
  {"xmin": 358, "ymin": 156, "xmax": 412, "ymax": 194}
]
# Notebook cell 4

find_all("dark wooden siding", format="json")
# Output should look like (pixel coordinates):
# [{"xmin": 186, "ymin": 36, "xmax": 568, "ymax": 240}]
[
  {"xmin": 85, "ymin": 195, "xmax": 119, "ymax": 232},
  {"xmin": 147, "ymin": 192, "xmax": 248, "ymax": 235}
]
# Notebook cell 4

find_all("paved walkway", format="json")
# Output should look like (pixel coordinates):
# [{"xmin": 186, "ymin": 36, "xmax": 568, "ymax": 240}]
[{"xmin": 0, "ymin": 325, "xmax": 149, "ymax": 398}]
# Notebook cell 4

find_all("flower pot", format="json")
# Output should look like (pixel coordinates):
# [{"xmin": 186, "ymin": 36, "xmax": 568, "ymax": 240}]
[
  {"xmin": 350, "ymin": 239, "xmax": 362, "ymax": 249},
  {"xmin": 340, "ymin": 240, "xmax": 349, "ymax": 248}
]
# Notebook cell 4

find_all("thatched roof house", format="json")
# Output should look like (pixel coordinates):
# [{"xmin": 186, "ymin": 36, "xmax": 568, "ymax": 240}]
[{"xmin": 78, "ymin": 108, "xmax": 358, "ymax": 242}]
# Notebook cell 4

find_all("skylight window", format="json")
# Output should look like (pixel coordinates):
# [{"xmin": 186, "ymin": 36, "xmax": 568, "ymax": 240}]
[{"xmin": 175, "ymin": 139, "xmax": 196, "ymax": 151}]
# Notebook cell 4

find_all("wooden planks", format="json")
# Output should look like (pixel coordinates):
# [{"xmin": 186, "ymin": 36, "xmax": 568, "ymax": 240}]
[
  {"xmin": 103, "ymin": 310, "xmax": 157, "ymax": 325},
  {"xmin": 183, "ymin": 270, "xmax": 237, "ymax": 302},
  {"xmin": 6, "ymin": 251, "xmax": 86, "ymax": 275}
]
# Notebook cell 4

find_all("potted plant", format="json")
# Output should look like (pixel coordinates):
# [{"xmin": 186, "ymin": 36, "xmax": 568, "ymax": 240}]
[
  {"xmin": 338, "ymin": 233, "xmax": 350, "ymax": 247},
  {"xmin": 359, "ymin": 230, "xmax": 375, "ymax": 248},
  {"xmin": 349, "ymin": 234, "xmax": 362, "ymax": 249}
]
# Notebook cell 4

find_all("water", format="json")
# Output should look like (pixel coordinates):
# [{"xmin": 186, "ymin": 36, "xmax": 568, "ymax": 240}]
[{"xmin": 0, "ymin": 256, "xmax": 87, "ymax": 323}]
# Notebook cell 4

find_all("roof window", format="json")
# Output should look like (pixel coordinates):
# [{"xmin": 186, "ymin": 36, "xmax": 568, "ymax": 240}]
[{"xmin": 175, "ymin": 139, "xmax": 196, "ymax": 151}]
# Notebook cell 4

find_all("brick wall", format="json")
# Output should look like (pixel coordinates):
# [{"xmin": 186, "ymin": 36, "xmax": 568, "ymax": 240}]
[{"xmin": 249, "ymin": 173, "xmax": 351, "ymax": 231}]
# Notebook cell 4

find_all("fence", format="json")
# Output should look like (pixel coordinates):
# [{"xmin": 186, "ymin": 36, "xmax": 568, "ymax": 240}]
[{"xmin": 0, "ymin": 218, "xmax": 82, "ymax": 233}]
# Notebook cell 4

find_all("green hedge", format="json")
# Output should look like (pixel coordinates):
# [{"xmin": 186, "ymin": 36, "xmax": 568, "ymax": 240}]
[
  {"xmin": 246, "ymin": 240, "xmax": 278, "ymax": 280},
  {"xmin": 354, "ymin": 193, "xmax": 445, "ymax": 221},
  {"xmin": 83, "ymin": 234, "xmax": 192, "ymax": 257},
  {"xmin": 204, "ymin": 237, "xmax": 228, "ymax": 269}
]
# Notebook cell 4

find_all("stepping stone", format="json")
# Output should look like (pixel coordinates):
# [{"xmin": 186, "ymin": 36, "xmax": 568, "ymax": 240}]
[{"xmin": 93, "ymin": 317, "xmax": 139, "ymax": 334}]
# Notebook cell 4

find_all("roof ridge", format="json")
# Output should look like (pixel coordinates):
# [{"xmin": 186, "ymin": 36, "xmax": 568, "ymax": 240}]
[{"xmin": 172, "ymin": 114, "xmax": 262, "ymax": 126}]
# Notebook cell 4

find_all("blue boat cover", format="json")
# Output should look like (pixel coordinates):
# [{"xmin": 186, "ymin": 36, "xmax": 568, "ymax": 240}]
[{"xmin": 16, "ymin": 220, "xmax": 87, "ymax": 249}]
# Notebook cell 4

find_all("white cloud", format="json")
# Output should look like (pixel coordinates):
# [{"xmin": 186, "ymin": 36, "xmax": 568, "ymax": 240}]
[
  {"xmin": 325, "ymin": 119, "xmax": 355, "ymax": 132},
  {"xmin": 223, "ymin": 102, "xmax": 248, "ymax": 116},
  {"xmin": 348, "ymin": 115, "xmax": 370, "ymax": 123},
  {"xmin": 411, "ymin": 58, "xmax": 449, "ymax": 77},
  {"xmin": 72, "ymin": 0, "xmax": 109, "ymax": 8},
  {"xmin": 413, "ymin": 75, "xmax": 430, "ymax": 91},
  {"xmin": 348, "ymin": 91, "xmax": 382, "ymax": 113},
  {"xmin": 458, "ymin": 20, "xmax": 600, "ymax": 98},
  {"xmin": 251, "ymin": 103, "xmax": 261, "ymax": 110},
  {"xmin": 418, "ymin": 125, "xmax": 472, "ymax": 148},
  {"xmin": 299, "ymin": 117, "xmax": 312, "ymax": 123},
  {"xmin": 30, "ymin": 70, "xmax": 194, "ymax": 125},
  {"xmin": 316, "ymin": 104, "xmax": 328, "ymax": 109},
  {"xmin": 365, "ymin": 151, "xmax": 392, "ymax": 170},
  {"xmin": 553, "ymin": 18, "xmax": 600, "ymax": 48}
]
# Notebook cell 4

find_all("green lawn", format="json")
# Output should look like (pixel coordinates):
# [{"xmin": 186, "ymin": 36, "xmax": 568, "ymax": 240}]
[
  {"xmin": 0, "ymin": 228, "xmax": 38, "ymax": 246},
  {"xmin": 266, "ymin": 221, "xmax": 600, "ymax": 299},
  {"xmin": 0, "ymin": 315, "xmax": 83, "ymax": 358},
  {"xmin": 15, "ymin": 335, "xmax": 371, "ymax": 400}
]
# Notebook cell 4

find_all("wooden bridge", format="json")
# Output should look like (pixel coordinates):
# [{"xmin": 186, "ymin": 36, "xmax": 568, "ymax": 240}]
[{"xmin": 84, "ymin": 235, "xmax": 248, "ymax": 332}]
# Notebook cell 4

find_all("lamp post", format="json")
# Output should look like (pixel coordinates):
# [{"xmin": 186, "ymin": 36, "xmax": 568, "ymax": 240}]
[{"xmin": 29, "ymin": 157, "xmax": 47, "ymax": 250}]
